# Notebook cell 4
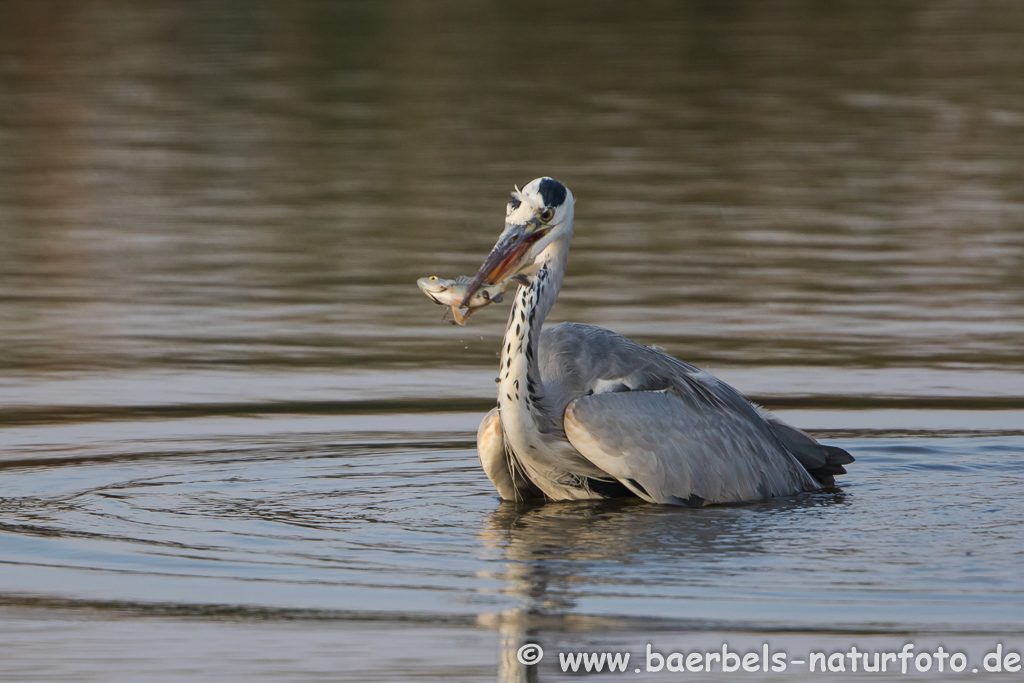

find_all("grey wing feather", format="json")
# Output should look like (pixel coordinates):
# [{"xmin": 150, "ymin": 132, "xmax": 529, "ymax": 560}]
[
  {"xmin": 564, "ymin": 390, "xmax": 820, "ymax": 505},
  {"xmin": 536, "ymin": 323, "xmax": 849, "ymax": 501}
]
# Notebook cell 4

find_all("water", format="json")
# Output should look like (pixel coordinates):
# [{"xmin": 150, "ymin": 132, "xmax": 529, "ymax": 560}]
[{"xmin": 1, "ymin": 1, "xmax": 1023, "ymax": 680}]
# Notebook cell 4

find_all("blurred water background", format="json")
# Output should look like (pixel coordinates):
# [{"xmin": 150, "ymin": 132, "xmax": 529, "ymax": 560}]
[{"xmin": 1, "ymin": 1, "xmax": 1023, "ymax": 680}]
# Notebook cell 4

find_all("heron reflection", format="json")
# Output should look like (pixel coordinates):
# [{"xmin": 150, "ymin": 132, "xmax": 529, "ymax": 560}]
[{"xmin": 478, "ymin": 492, "xmax": 847, "ymax": 682}]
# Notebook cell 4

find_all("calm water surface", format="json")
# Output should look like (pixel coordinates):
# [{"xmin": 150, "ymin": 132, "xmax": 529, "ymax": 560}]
[{"xmin": 1, "ymin": 2, "xmax": 1023, "ymax": 681}]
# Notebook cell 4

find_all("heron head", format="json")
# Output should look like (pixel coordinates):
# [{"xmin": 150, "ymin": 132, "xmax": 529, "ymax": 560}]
[{"xmin": 460, "ymin": 177, "xmax": 574, "ymax": 307}]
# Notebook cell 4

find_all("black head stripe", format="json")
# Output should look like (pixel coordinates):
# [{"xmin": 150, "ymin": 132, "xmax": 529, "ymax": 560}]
[
  {"xmin": 537, "ymin": 178, "xmax": 567, "ymax": 208},
  {"xmin": 508, "ymin": 196, "xmax": 522, "ymax": 211}
]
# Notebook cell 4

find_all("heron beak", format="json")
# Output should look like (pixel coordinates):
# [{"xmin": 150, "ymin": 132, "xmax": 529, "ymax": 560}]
[{"xmin": 460, "ymin": 221, "xmax": 546, "ymax": 308}]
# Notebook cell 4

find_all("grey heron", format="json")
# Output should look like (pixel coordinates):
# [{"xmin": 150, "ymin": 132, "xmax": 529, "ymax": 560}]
[{"xmin": 459, "ymin": 177, "xmax": 853, "ymax": 505}]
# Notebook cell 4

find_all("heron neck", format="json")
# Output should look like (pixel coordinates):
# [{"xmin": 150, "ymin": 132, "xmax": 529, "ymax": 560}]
[{"xmin": 497, "ymin": 238, "xmax": 568, "ymax": 442}]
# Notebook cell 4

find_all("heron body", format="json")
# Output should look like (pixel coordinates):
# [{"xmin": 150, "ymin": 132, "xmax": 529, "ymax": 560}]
[{"xmin": 461, "ymin": 177, "xmax": 853, "ymax": 506}]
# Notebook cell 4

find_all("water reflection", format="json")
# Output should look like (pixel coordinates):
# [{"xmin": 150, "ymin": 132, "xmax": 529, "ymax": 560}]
[{"xmin": 480, "ymin": 493, "xmax": 848, "ymax": 680}]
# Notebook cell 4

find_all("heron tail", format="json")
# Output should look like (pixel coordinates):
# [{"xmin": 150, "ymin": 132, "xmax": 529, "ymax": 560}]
[
  {"xmin": 765, "ymin": 418, "xmax": 854, "ymax": 488},
  {"xmin": 805, "ymin": 445, "xmax": 855, "ymax": 488}
]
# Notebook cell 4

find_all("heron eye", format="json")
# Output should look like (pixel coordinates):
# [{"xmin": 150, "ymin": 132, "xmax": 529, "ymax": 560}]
[{"xmin": 539, "ymin": 208, "xmax": 554, "ymax": 222}]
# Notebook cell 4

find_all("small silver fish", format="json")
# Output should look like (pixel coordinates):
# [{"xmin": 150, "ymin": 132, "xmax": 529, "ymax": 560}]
[{"xmin": 416, "ymin": 275, "xmax": 511, "ymax": 325}]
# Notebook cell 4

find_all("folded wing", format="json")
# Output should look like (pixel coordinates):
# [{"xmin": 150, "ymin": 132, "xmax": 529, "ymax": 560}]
[{"xmin": 563, "ymin": 389, "xmax": 822, "ymax": 505}]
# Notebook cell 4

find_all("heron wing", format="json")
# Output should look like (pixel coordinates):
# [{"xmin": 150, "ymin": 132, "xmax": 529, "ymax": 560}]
[{"xmin": 563, "ymin": 389, "xmax": 821, "ymax": 505}]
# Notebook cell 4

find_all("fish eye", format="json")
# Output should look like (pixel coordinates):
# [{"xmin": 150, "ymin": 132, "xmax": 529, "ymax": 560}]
[
  {"xmin": 429, "ymin": 276, "xmax": 438, "ymax": 280},
  {"xmin": 539, "ymin": 208, "xmax": 554, "ymax": 222}
]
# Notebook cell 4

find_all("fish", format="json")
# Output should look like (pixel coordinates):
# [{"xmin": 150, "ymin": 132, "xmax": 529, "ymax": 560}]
[{"xmin": 416, "ymin": 275, "xmax": 513, "ymax": 325}]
